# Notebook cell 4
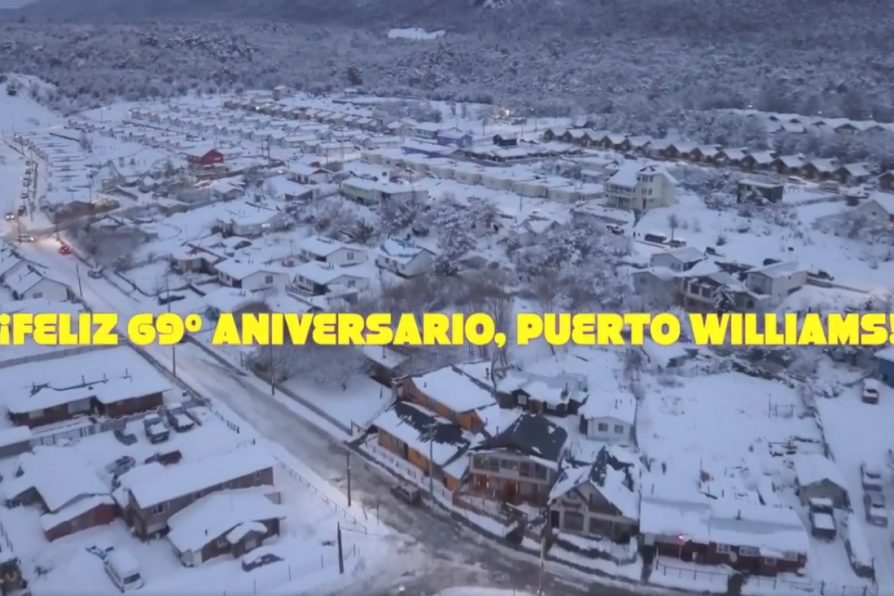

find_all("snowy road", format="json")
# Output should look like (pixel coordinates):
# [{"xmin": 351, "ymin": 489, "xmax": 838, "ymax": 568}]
[{"xmin": 18, "ymin": 241, "xmax": 658, "ymax": 596}]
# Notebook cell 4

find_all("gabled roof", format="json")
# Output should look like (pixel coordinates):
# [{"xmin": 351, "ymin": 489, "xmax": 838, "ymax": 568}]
[
  {"xmin": 294, "ymin": 261, "xmax": 365, "ymax": 286},
  {"xmin": 299, "ymin": 236, "xmax": 357, "ymax": 258},
  {"xmin": 550, "ymin": 446, "xmax": 640, "ymax": 520},
  {"xmin": 127, "ymin": 446, "xmax": 275, "ymax": 509},
  {"xmin": 865, "ymin": 191, "xmax": 894, "ymax": 215},
  {"xmin": 475, "ymin": 414, "xmax": 568, "ymax": 463},
  {"xmin": 578, "ymin": 389, "xmax": 637, "ymax": 425},
  {"xmin": 377, "ymin": 239, "xmax": 435, "ymax": 265},
  {"xmin": 406, "ymin": 366, "xmax": 495, "ymax": 414},
  {"xmin": 4, "ymin": 447, "xmax": 107, "ymax": 513},
  {"xmin": 371, "ymin": 401, "xmax": 471, "ymax": 466},
  {"xmin": 167, "ymin": 489, "xmax": 285, "ymax": 553},
  {"xmin": 792, "ymin": 454, "xmax": 847, "ymax": 489},
  {"xmin": 215, "ymin": 259, "xmax": 285, "ymax": 281}
]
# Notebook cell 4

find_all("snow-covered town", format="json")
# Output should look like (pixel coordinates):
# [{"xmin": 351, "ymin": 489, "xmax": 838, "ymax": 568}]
[{"xmin": 1, "ymin": 71, "xmax": 894, "ymax": 596}]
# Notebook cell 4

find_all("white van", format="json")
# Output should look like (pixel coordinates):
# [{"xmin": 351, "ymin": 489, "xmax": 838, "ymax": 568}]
[{"xmin": 104, "ymin": 549, "xmax": 144, "ymax": 593}]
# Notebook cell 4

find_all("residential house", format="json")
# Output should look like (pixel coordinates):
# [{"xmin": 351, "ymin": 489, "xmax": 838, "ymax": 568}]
[
  {"xmin": 688, "ymin": 145, "xmax": 721, "ymax": 164},
  {"xmin": 541, "ymin": 128, "xmax": 567, "ymax": 143},
  {"xmin": 740, "ymin": 151, "xmax": 777, "ymax": 172},
  {"xmin": 548, "ymin": 447, "xmax": 640, "ymax": 542},
  {"xmin": 875, "ymin": 346, "xmax": 894, "ymax": 387},
  {"xmin": 122, "ymin": 446, "xmax": 275, "ymax": 539},
  {"xmin": 0, "ymin": 427, "xmax": 32, "ymax": 458},
  {"xmin": 216, "ymin": 204, "xmax": 289, "ymax": 237},
  {"xmin": 3, "ymin": 346, "xmax": 169, "ymax": 428},
  {"xmin": 169, "ymin": 242, "xmax": 226, "ymax": 274},
  {"xmin": 834, "ymin": 163, "xmax": 871, "ymax": 186},
  {"xmin": 650, "ymin": 247, "xmax": 705, "ymax": 273},
  {"xmin": 857, "ymin": 192, "xmax": 894, "ymax": 224},
  {"xmin": 878, "ymin": 171, "xmax": 894, "ymax": 192},
  {"xmin": 340, "ymin": 177, "xmax": 428, "ymax": 205},
  {"xmin": 215, "ymin": 260, "xmax": 288, "ymax": 292},
  {"xmin": 4, "ymin": 267, "xmax": 69, "ymax": 301},
  {"xmin": 292, "ymin": 262, "xmax": 367, "ymax": 297},
  {"xmin": 412, "ymin": 123, "xmax": 441, "ymax": 141},
  {"xmin": 369, "ymin": 400, "xmax": 472, "ymax": 491},
  {"xmin": 3, "ymin": 448, "xmax": 116, "ymax": 541},
  {"xmin": 715, "ymin": 148, "xmax": 748, "ymax": 168},
  {"xmin": 640, "ymin": 492, "xmax": 808, "ymax": 575},
  {"xmin": 166, "ymin": 489, "xmax": 285, "ymax": 566},
  {"xmin": 578, "ymin": 390, "xmax": 636, "ymax": 444},
  {"xmin": 737, "ymin": 178, "xmax": 785, "ymax": 203},
  {"xmin": 298, "ymin": 236, "xmax": 367, "ymax": 268},
  {"xmin": 375, "ymin": 239, "xmax": 436, "ymax": 278},
  {"xmin": 469, "ymin": 414, "xmax": 568, "ymax": 506},
  {"xmin": 497, "ymin": 371, "xmax": 588, "ymax": 417},
  {"xmin": 604, "ymin": 162, "xmax": 677, "ymax": 212},
  {"xmin": 792, "ymin": 454, "xmax": 849, "ymax": 508},
  {"xmin": 800, "ymin": 158, "xmax": 840, "ymax": 181},
  {"xmin": 744, "ymin": 261, "xmax": 807, "ymax": 305},
  {"xmin": 287, "ymin": 164, "xmax": 330, "ymax": 185},
  {"xmin": 395, "ymin": 366, "xmax": 496, "ymax": 434},
  {"xmin": 437, "ymin": 128, "xmax": 473, "ymax": 148},
  {"xmin": 680, "ymin": 271, "xmax": 757, "ymax": 312},
  {"xmin": 492, "ymin": 134, "xmax": 519, "ymax": 148},
  {"xmin": 185, "ymin": 145, "xmax": 224, "ymax": 167}
]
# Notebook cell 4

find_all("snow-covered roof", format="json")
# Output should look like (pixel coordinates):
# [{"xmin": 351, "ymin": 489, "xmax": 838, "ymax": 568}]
[
  {"xmin": 5, "ymin": 267, "xmax": 65, "ymax": 297},
  {"xmin": 579, "ymin": 389, "xmax": 637, "ymax": 425},
  {"xmin": 299, "ymin": 236, "xmax": 357, "ymax": 258},
  {"xmin": 2, "ymin": 346, "xmax": 171, "ymax": 414},
  {"xmin": 377, "ymin": 238, "xmax": 435, "ymax": 265},
  {"xmin": 5, "ymin": 447, "xmax": 107, "ymax": 513},
  {"xmin": 294, "ymin": 261, "xmax": 364, "ymax": 286},
  {"xmin": 40, "ymin": 495, "xmax": 114, "ymax": 532},
  {"xmin": 370, "ymin": 401, "xmax": 471, "ymax": 466},
  {"xmin": 747, "ymin": 261, "xmax": 803, "ymax": 279},
  {"xmin": 605, "ymin": 162, "xmax": 641, "ymax": 188},
  {"xmin": 476, "ymin": 414, "xmax": 568, "ymax": 463},
  {"xmin": 167, "ymin": 489, "xmax": 285, "ymax": 553},
  {"xmin": 127, "ymin": 446, "xmax": 275, "ymax": 509},
  {"xmin": 875, "ymin": 346, "xmax": 894, "ymax": 362},
  {"xmin": 640, "ymin": 495, "xmax": 808, "ymax": 556},
  {"xmin": 215, "ymin": 259, "xmax": 284, "ymax": 281},
  {"xmin": 499, "ymin": 371, "xmax": 587, "ymax": 407},
  {"xmin": 106, "ymin": 549, "xmax": 140, "ymax": 578},
  {"xmin": 792, "ymin": 454, "xmax": 847, "ymax": 489},
  {"xmin": 657, "ymin": 247, "xmax": 704, "ymax": 264},
  {"xmin": 408, "ymin": 366, "xmax": 496, "ymax": 413},
  {"xmin": 341, "ymin": 176, "xmax": 413, "ymax": 194},
  {"xmin": 0, "ymin": 426, "xmax": 32, "ymax": 449},
  {"xmin": 865, "ymin": 192, "xmax": 894, "ymax": 216},
  {"xmin": 550, "ymin": 447, "xmax": 640, "ymax": 520}
]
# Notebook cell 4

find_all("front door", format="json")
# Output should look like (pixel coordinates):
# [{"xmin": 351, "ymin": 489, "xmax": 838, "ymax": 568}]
[{"xmin": 550, "ymin": 510, "xmax": 561, "ymax": 529}]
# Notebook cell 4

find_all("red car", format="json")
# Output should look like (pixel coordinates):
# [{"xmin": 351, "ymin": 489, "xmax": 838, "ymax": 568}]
[{"xmin": 58, "ymin": 244, "xmax": 72, "ymax": 255}]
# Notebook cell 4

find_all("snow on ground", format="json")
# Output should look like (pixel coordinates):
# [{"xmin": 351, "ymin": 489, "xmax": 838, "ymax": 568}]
[{"xmin": 387, "ymin": 27, "xmax": 446, "ymax": 40}]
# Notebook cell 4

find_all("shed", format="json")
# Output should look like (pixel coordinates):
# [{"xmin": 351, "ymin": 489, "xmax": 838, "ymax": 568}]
[{"xmin": 793, "ymin": 454, "xmax": 849, "ymax": 508}]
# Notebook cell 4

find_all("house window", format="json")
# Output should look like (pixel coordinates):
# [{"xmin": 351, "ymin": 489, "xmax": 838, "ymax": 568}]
[
  {"xmin": 28, "ymin": 409, "xmax": 44, "ymax": 420},
  {"xmin": 152, "ymin": 502, "xmax": 168, "ymax": 515},
  {"xmin": 347, "ymin": 280, "xmax": 356, "ymax": 288},
  {"xmin": 783, "ymin": 551, "xmax": 800, "ymax": 562},
  {"xmin": 500, "ymin": 459, "xmax": 518, "ymax": 472},
  {"xmin": 254, "ymin": 471, "xmax": 262, "ymax": 480},
  {"xmin": 739, "ymin": 546, "xmax": 759, "ymax": 557},
  {"xmin": 533, "ymin": 464, "xmax": 547, "ymax": 480},
  {"xmin": 68, "ymin": 400, "xmax": 91, "ymax": 415},
  {"xmin": 346, "ymin": 252, "xmax": 354, "ymax": 261},
  {"xmin": 32, "ymin": 292, "xmax": 43, "ymax": 299},
  {"xmin": 517, "ymin": 393, "xmax": 527, "ymax": 406},
  {"xmin": 763, "ymin": 558, "xmax": 777, "ymax": 566},
  {"xmin": 487, "ymin": 457, "xmax": 500, "ymax": 472},
  {"xmin": 597, "ymin": 422, "xmax": 609, "ymax": 432},
  {"xmin": 264, "ymin": 275, "xmax": 273, "ymax": 284},
  {"xmin": 519, "ymin": 462, "xmax": 532, "ymax": 478},
  {"xmin": 563, "ymin": 511, "xmax": 584, "ymax": 532},
  {"xmin": 614, "ymin": 425, "xmax": 625, "ymax": 435},
  {"xmin": 216, "ymin": 536, "xmax": 228, "ymax": 548},
  {"xmin": 715, "ymin": 544, "xmax": 731, "ymax": 554}
]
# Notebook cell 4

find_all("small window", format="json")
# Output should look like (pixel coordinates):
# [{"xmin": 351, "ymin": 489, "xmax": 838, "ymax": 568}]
[
  {"xmin": 264, "ymin": 275, "xmax": 273, "ymax": 284},
  {"xmin": 715, "ymin": 544, "xmax": 731, "ymax": 554},
  {"xmin": 32, "ymin": 292, "xmax": 43, "ymax": 299},
  {"xmin": 346, "ymin": 251, "xmax": 354, "ymax": 261},
  {"xmin": 254, "ymin": 471, "xmax": 262, "ymax": 480},
  {"xmin": 614, "ymin": 425, "xmax": 625, "ymax": 435},
  {"xmin": 152, "ymin": 502, "xmax": 167, "ymax": 515},
  {"xmin": 763, "ymin": 557, "xmax": 777, "ymax": 566},
  {"xmin": 739, "ymin": 546, "xmax": 759, "ymax": 557},
  {"xmin": 597, "ymin": 422, "xmax": 609, "ymax": 432},
  {"xmin": 28, "ymin": 409, "xmax": 44, "ymax": 420},
  {"xmin": 519, "ymin": 462, "xmax": 532, "ymax": 478}
]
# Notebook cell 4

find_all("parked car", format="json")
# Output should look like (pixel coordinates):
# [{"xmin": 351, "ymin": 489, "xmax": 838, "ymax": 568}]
[
  {"xmin": 157, "ymin": 293, "xmax": 184, "ymax": 306},
  {"xmin": 105, "ymin": 456, "xmax": 136, "ymax": 477},
  {"xmin": 17, "ymin": 234, "xmax": 34, "ymax": 243},
  {"xmin": 862, "ymin": 379, "xmax": 880, "ymax": 404},
  {"xmin": 104, "ymin": 549, "xmax": 144, "ymax": 593},
  {"xmin": 241, "ymin": 547, "xmax": 283, "ymax": 572},
  {"xmin": 808, "ymin": 498, "xmax": 836, "ymax": 540},
  {"xmin": 87, "ymin": 267, "xmax": 104, "ymax": 279},
  {"xmin": 166, "ymin": 410, "xmax": 195, "ymax": 433},
  {"xmin": 4, "ymin": 212, "xmax": 15, "ymax": 221},
  {"xmin": 58, "ymin": 244, "xmax": 72, "ymax": 255},
  {"xmin": 142, "ymin": 416, "xmax": 169, "ymax": 444},
  {"xmin": 391, "ymin": 484, "xmax": 422, "ymax": 506},
  {"xmin": 113, "ymin": 428, "xmax": 138, "ymax": 446},
  {"xmin": 861, "ymin": 463, "xmax": 883, "ymax": 491},
  {"xmin": 864, "ymin": 491, "xmax": 888, "ymax": 527}
]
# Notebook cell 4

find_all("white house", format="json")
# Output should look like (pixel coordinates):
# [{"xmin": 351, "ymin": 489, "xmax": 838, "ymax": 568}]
[
  {"xmin": 375, "ymin": 239, "xmax": 436, "ymax": 278},
  {"xmin": 744, "ymin": 261, "xmax": 808, "ymax": 305},
  {"xmin": 857, "ymin": 192, "xmax": 894, "ymax": 225},
  {"xmin": 216, "ymin": 203, "xmax": 289, "ymax": 237},
  {"xmin": 292, "ymin": 262, "xmax": 368, "ymax": 296},
  {"xmin": 578, "ymin": 389, "xmax": 637, "ymax": 444},
  {"xmin": 287, "ymin": 164, "xmax": 329, "ymax": 185},
  {"xmin": 297, "ymin": 236, "xmax": 367, "ymax": 268},
  {"xmin": 605, "ymin": 162, "xmax": 677, "ymax": 212},
  {"xmin": 340, "ymin": 177, "xmax": 428, "ymax": 205},
  {"xmin": 215, "ymin": 260, "xmax": 288, "ymax": 292},
  {"xmin": 5, "ymin": 267, "xmax": 70, "ymax": 301}
]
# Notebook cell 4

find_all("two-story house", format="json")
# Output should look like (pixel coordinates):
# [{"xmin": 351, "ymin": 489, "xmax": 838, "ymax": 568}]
[
  {"xmin": 395, "ymin": 366, "xmax": 497, "ymax": 434},
  {"xmin": 297, "ymin": 236, "xmax": 367, "ymax": 268},
  {"xmin": 744, "ymin": 261, "xmax": 807, "ymax": 307},
  {"xmin": 469, "ymin": 414, "xmax": 568, "ymax": 507},
  {"xmin": 578, "ymin": 389, "xmax": 637, "ymax": 445},
  {"xmin": 604, "ymin": 162, "xmax": 676, "ymax": 212},
  {"xmin": 497, "ymin": 371, "xmax": 588, "ymax": 417},
  {"xmin": 548, "ymin": 447, "xmax": 640, "ymax": 542}
]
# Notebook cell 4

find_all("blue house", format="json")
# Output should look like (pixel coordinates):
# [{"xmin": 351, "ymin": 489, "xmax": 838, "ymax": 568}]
[
  {"xmin": 876, "ymin": 347, "xmax": 894, "ymax": 387},
  {"xmin": 437, "ymin": 128, "xmax": 473, "ymax": 149}
]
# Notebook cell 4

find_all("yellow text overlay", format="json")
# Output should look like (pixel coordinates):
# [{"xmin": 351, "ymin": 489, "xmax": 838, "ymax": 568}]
[{"xmin": 0, "ymin": 312, "xmax": 893, "ymax": 347}]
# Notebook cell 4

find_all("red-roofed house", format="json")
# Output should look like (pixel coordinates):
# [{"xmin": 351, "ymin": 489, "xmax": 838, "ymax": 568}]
[{"xmin": 186, "ymin": 146, "xmax": 224, "ymax": 167}]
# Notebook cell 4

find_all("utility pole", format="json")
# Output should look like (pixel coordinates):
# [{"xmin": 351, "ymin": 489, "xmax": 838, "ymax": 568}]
[
  {"xmin": 346, "ymin": 451, "xmax": 352, "ymax": 507},
  {"xmin": 336, "ymin": 523, "xmax": 344, "ymax": 575},
  {"xmin": 428, "ymin": 421, "xmax": 434, "ymax": 499},
  {"xmin": 166, "ymin": 275, "xmax": 176, "ymax": 378},
  {"xmin": 75, "ymin": 263, "xmax": 83, "ymax": 299},
  {"xmin": 538, "ymin": 504, "xmax": 550, "ymax": 596}
]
